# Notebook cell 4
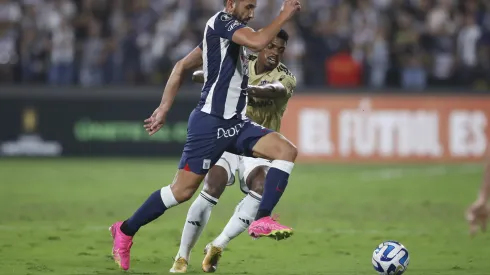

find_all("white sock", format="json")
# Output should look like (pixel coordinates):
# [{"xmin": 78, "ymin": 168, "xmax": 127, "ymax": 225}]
[
  {"xmin": 175, "ymin": 191, "xmax": 218, "ymax": 261},
  {"xmin": 212, "ymin": 191, "xmax": 262, "ymax": 249},
  {"xmin": 161, "ymin": 185, "xmax": 179, "ymax": 208}
]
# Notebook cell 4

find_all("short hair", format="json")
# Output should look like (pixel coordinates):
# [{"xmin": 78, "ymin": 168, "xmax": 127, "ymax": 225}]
[
  {"xmin": 277, "ymin": 29, "xmax": 289, "ymax": 43},
  {"xmin": 223, "ymin": 0, "xmax": 236, "ymax": 6}
]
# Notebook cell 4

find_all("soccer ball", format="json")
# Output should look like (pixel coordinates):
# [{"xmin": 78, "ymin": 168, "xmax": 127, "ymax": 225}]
[{"xmin": 372, "ymin": 241, "xmax": 410, "ymax": 275}]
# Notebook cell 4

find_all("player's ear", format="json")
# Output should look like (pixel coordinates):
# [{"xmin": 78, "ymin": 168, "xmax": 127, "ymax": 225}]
[{"xmin": 225, "ymin": 0, "xmax": 234, "ymax": 7}]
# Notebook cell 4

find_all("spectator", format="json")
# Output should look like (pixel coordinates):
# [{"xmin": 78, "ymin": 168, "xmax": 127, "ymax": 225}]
[
  {"xmin": 79, "ymin": 20, "xmax": 107, "ymax": 87},
  {"xmin": 0, "ymin": 0, "xmax": 21, "ymax": 28},
  {"xmin": 48, "ymin": 18, "xmax": 75, "ymax": 85},
  {"xmin": 326, "ymin": 45, "xmax": 362, "ymax": 87},
  {"xmin": 38, "ymin": 0, "xmax": 76, "ymax": 33},
  {"xmin": 0, "ymin": 27, "xmax": 17, "ymax": 83},
  {"xmin": 425, "ymin": 0, "xmax": 456, "ymax": 86},
  {"xmin": 402, "ymin": 55, "xmax": 427, "ymax": 90},
  {"xmin": 0, "ymin": 0, "xmax": 21, "ymax": 83},
  {"xmin": 0, "ymin": 0, "xmax": 488, "ymax": 89},
  {"xmin": 283, "ymin": 22, "xmax": 306, "ymax": 85},
  {"xmin": 367, "ymin": 27, "xmax": 389, "ymax": 88},
  {"xmin": 20, "ymin": 28, "xmax": 47, "ymax": 82},
  {"xmin": 457, "ymin": 13, "xmax": 482, "ymax": 86}
]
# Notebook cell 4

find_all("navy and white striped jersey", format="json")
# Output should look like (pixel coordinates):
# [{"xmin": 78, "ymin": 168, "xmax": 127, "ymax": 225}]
[{"xmin": 197, "ymin": 11, "xmax": 250, "ymax": 119}]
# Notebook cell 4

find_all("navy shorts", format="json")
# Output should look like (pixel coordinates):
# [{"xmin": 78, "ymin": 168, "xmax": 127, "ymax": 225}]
[{"xmin": 178, "ymin": 109, "xmax": 273, "ymax": 175}]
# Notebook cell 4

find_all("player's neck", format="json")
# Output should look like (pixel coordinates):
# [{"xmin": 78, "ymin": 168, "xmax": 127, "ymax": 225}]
[
  {"xmin": 254, "ymin": 61, "xmax": 272, "ymax": 75},
  {"xmin": 223, "ymin": 7, "xmax": 232, "ymax": 14}
]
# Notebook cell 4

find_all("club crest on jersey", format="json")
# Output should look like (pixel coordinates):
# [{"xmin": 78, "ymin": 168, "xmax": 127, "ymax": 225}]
[
  {"xmin": 220, "ymin": 13, "xmax": 232, "ymax": 21},
  {"xmin": 203, "ymin": 159, "xmax": 211, "ymax": 170},
  {"xmin": 260, "ymin": 80, "xmax": 269, "ymax": 85}
]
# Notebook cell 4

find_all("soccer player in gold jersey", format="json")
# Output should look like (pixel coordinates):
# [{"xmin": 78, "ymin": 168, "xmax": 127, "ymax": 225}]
[{"xmin": 170, "ymin": 29, "xmax": 296, "ymax": 273}]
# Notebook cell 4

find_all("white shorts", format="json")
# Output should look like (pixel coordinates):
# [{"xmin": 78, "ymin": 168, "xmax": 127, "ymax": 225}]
[{"xmin": 213, "ymin": 152, "xmax": 271, "ymax": 194}]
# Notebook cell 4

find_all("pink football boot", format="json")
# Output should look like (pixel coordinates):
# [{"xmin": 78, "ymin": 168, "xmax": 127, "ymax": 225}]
[
  {"xmin": 110, "ymin": 221, "xmax": 133, "ymax": 270},
  {"xmin": 248, "ymin": 215, "xmax": 293, "ymax": 240}
]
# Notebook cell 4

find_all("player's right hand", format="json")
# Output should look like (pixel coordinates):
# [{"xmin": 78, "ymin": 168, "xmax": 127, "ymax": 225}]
[
  {"xmin": 280, "ymin": 0, "xmax": 301, "ymax": 21},
  {"xmin": 144, "ymin": 107, "xmax": 167, "ymax": 136},
  {"xmin": 466, "ymin": 199, "xmax": 490, "ymax": 236}
]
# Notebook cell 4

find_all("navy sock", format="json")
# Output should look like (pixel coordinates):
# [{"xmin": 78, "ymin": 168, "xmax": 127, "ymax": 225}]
[
  {"xmin": 255, "ymin": 167, "xmax": 290, "ymax": 220},
  {"xmin": 120, "ymin": 190, "xmax": 167, "ymax": 236}
]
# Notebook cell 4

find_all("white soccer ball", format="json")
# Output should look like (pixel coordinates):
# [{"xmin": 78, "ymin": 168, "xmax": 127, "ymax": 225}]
[{"xmin": 372, "ymin": 241, "xmax": 410, "ymax": 275}]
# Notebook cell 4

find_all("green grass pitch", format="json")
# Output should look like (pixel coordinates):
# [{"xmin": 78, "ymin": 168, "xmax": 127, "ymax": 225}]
[{"xmin": 1, "ymin": 158, "xmax": 490, "ymax": 275}]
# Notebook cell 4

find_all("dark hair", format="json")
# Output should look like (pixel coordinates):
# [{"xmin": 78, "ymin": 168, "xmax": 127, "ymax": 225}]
[{"xmin": 277, "ymin": 29, "xmax": 289, "ymax": 43}]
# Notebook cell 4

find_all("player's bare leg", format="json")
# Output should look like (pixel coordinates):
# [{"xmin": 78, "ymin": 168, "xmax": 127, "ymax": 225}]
[
  {"xmin": 203, "ymin": 166, "xmax": 267, "ymax": 272},
  {"xmin": 248, "ymin": 132, "xmax": 297, "ymax": 239},
  {"xmin": 171, "ymin": 166, "xmax": 228, "ymax": 273},
  {"xmin": 466, "ymin": 152, "xmax": 490, "ymax": 235},
  {"xmin": 111, "ymin": 169, "xmax": 204, "ymax": 271}
]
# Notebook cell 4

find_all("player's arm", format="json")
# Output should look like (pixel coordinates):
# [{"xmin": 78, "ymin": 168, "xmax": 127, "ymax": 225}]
[
  {"xmin": 145, "ymin": 45, "xmax": 202, "ymax": 135},
  {"xmin": 477, "ymin": 157, "xmax": 490, "ymax": 202},
  {"xmin": 232, "ymin": 0, "xmax": 299, "ymax": 52},
  {"xmin": 159, "ymin": 45, "xmax": 203, "ymax": 112},
  {"xmin": 248, "ymin": 73, "xmax": 296, "ymax": 99},
  {"xmin": 247, "ymin": 81, "xmax": 287, "ymax": 98},
  {"xmin": 218, "ymin": 1, "xmax": 300, "ymax": 52},
  {"xmin": 192, "ymin": 70, "xmax": 288, "ymax": 98},
  {"xmin": 233, "ymin": 26, "xmax": 286, "ymax": 52}
]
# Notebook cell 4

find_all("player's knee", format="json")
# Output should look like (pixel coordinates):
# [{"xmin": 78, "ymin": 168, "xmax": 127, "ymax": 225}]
[
  {"xmin": 179, "ymin": 188, "xmax": 196, "ymax": 202},
  {"xmin": 202, "ymin": 166, "xmax": 228, "ymax": 199},
  {"xmin": 277, "ymin": 141, "xmax": 297, "ymax": 162},
  {"xmin": 250, "ymin": 177, "xmax": 264, "ymax": 195},
  {"xmin": 247, "ymin": 167, "xmax": 267, "ymax": 195},
  {"xmin": 171, "ymin": 184, "xmax": 197, "ymax": 203},
  {"xmin": 202, "ymin": 181, "xmax": 226, "ymax": 199},
  {"xmin": 170, "ymin": 170, "xmax": 203, "ymax": 203}
]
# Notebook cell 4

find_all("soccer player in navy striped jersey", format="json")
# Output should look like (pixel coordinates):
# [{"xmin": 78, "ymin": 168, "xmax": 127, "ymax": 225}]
[
  {"xmin": 171, "ymin": 30, "xmax": 296, "ymax": 273},
  {"xmin": 109, "ymin": 0, "xmax": 301, "ymax": 271}
]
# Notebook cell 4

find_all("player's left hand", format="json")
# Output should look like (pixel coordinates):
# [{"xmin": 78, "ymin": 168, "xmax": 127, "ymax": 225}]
[
  {"xmin": 144, "ymin": 107, "xmax": 167, "ymax": 136},
  {"xmin": 466, "ymin": 199, "xmax": 490, "ymax": 236}
]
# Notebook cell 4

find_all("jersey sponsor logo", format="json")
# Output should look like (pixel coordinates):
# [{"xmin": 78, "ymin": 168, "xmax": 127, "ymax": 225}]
[
  {"xmin": 227, "ymin": 20, "xmax": 241, "ymax": 31},
  {"xmin": 217, "ymin": 123, "xmax": 245, "ymax": 139},
  {"xmin": 220, "ymin": 13, "xmax": 232, "ymax": 21},
  {"xmin": 248, "ymin": 98, "xmax": 274, "ymax": 108}
]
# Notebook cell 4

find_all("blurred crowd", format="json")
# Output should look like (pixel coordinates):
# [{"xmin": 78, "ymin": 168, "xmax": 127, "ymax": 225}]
[{"xmin": 1, "ymin": 0, "xmax": 490, "ymax": 89}]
